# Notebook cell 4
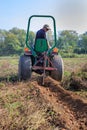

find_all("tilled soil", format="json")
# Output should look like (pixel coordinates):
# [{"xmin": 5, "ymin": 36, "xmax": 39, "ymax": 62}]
[
  {"xmin": 0, "ymin": 74, "xmax": 87, "ymax": 130},
  {"xmin": 31, "ymin": 75, "xmax": 87, "ymax": 130}
]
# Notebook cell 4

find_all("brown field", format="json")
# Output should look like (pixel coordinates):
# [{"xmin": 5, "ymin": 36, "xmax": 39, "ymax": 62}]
[{"xmin": 0, "ymin": 56, "xmax": 87, "ymax": 130}]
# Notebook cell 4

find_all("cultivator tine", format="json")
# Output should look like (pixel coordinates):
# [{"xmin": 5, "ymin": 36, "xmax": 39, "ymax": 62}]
[
  {"xmin": 42, "ymin": 53, "xmax": 46, "ymax": 85},
  {"xmin": 42, "ymin": 72, "xmax": 45, "ymax": 85}
]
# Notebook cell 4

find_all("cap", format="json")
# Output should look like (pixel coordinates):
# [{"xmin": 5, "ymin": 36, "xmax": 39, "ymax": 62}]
[{"xmin": 43, "ymin": 24, "xmax": 51, "ymax": 30}]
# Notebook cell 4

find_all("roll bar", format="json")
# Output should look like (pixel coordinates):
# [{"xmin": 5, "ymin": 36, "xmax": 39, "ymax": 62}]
[{"xmin": 26, "ymin": 15, "xmax": 57, "ymax": 56}]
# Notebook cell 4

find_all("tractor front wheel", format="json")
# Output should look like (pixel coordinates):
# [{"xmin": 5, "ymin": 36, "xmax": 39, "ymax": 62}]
[
  {"xmin": 18, "ymin": 55, "xmax": 32, "ymax": 80},
  {"xmin": 51, "ymin": 55, "xmax": 64, "ymax": 81}
]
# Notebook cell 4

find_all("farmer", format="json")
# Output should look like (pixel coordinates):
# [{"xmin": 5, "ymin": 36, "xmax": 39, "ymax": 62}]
[
  {"xmin": 35, "ymin": 24, "xmax": 51, "ymax": 49},
  {"xmin": 35, "ymin": 24, "xmax": 51, "ymax": 40}
]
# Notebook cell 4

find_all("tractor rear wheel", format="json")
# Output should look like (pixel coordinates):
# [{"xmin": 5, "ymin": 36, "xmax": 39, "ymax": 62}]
[
  {"xmin": 51, "ymin": 55, "xmax": 64, "ymax": 81},
  {"xmin": 18, "ymin": 55, "xmax": 32, "ymax": 80}
]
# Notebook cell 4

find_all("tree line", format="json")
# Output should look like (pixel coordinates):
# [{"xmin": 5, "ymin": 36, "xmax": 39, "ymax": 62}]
[
  {"xmin": 0, "ymin": 27, "xmax": 35, "ymax": 56},
  {"xmin": 57, "ymin": 30, "xmax": 87, "ymax": 55},
  {"xmin": 0, "ymin": 27, "xmax": 87, "ymax": 56}
]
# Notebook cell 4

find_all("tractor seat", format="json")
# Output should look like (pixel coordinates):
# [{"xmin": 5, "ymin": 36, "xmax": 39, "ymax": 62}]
[{"xmin": 34, "ymin": 39, "xmax": 48, "ymax": 53}]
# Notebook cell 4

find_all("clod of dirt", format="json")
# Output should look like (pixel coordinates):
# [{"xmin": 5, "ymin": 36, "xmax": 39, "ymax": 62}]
[{"xmin": 70, "ymin": 75, "xmax": 87, "ymax": 90}]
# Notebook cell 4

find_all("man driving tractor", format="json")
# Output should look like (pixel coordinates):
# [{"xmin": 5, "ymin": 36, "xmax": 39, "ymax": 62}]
[
  {"xmin": 35, "ymin": 24, "xmax": 51, "ymax": 39},
  {"xmin": 35, "ymin": 24, "xmax": 51, "ymax": 49}
]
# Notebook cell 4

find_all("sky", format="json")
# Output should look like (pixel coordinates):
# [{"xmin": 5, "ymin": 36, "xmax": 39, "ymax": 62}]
[{"xmin": 0, "ymin": 0, "xmax": 87, "ymax": 34}]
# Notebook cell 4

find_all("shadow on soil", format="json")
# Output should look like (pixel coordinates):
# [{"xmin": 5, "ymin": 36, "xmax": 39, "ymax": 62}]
[
  {"xmin": 0, "ymin": 75, "xmax": 19, "ymax": 82},
  {"xmin": 41, "ymin": 77, "xmax": 87, "ymax": 119}
]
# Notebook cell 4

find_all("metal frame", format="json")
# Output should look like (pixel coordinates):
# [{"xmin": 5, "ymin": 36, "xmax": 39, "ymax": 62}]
[{"xmin": 32, "ymin": 52, "xmax": 57, "ymax": 85}]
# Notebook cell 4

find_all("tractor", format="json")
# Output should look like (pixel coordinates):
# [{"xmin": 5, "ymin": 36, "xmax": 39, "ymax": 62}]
[{"xmin": 18, "ymin": 15, "xmax": 64, "ymax": 84}]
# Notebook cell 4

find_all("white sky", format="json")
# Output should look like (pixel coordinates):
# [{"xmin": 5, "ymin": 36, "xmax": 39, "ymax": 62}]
[{"xmin": 0, "ymin": 0, "xmax": 87, "ymax": 34}]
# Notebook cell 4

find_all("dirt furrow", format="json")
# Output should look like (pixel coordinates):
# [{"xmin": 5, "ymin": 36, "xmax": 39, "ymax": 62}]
[{"xmin": 31, "ymin": 76, "xmax": 87, "ymax": 130}]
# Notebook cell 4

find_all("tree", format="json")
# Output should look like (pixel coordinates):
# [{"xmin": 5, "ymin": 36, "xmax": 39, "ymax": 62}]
[
  {"xmin": 57, "ymin": 30, "xmax": 78, "ymax": 53},
  {"xmin": 80, "ymin": 33, "xmax": 87, "ymax": 54},
  {"xmin": 28, "ymin": 31, "xmax": 35, "ymax": 46},
  {"xmin": 0, "ymin": 28, "xmax": 36, "ymax": 56},
  {"xmin": 3, "ymin": 32, "xmax": 22, "ymax": 54},
  {"xmin": 9, "ymin": 27, "xmax": 26, "ymax": 47}
]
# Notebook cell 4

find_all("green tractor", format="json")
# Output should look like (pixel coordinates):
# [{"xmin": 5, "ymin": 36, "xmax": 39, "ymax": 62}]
[{"xmin": 18, "ymin": 15, "xmax": 64, "ymax": 84}]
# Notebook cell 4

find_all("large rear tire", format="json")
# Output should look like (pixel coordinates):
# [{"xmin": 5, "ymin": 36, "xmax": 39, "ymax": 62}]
[
  {"xmin": 51, "ymin": 55, "xmax": 64, "ymax": 81},
  {"xmin": 18, "ymin": 55, "xmax": 32, "ymax": 80}
]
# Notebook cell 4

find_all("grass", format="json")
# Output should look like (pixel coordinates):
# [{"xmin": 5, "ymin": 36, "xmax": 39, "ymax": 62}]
[
  {"xmin": 0, "ymin": 55, "xmax": 87, "ymax": 79},
  {"xmin": 0, "ymin": 55, "xmax": 87, "ymax": 83},
  {"xmin": 63, "ymin": 57, "xmax": 87, "ymax": 75},
  {"xmin": 0, "ymin": 56, "xmax": 19, "ymax": 81}
]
